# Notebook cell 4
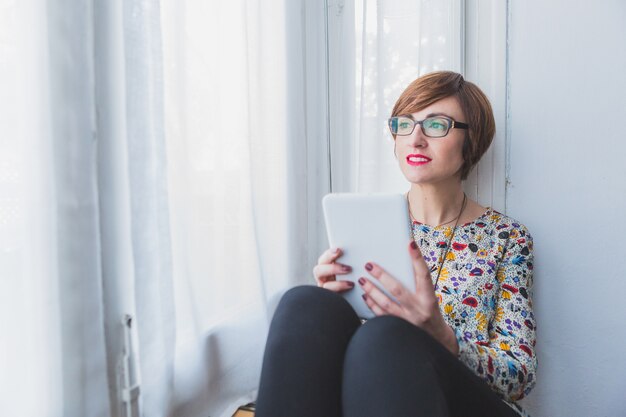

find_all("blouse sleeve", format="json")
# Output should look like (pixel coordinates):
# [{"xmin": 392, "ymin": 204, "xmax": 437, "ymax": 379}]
[{"xmin": 453, "ymin": 224, "xmax": 538, "ymax": 402}]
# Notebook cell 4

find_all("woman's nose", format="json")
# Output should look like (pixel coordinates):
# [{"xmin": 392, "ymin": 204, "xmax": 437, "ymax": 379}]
[{"xmin": 409, "ymin": 127, "xmax": 428, "ymax": 147}]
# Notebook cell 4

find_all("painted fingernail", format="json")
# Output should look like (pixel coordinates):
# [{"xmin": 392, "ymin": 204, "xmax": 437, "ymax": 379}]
[
  {"xmin": 358, "ymin": 277, "xmax": 366, "ymax": 285},
  {"xmin": 361, "ymin": 294, "xmax": 367, "ymax": 301},
  {"xmin": 410, "ymin": 240, "xmax": 418, "ymax": 250},
  {"xmin": 365, "ymin": 263, "xmax": 373, "ymax": 271},
  {"xmin": 341, "ymin": 265, "xmax": 352, "ymax": 272},
  {"xmin": 347, "ymin": 281, "xmax": 355, "ymax": 288}
]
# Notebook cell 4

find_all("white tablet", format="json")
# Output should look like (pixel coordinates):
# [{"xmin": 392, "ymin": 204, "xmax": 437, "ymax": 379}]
[{"xmin": 322, "ymin": 193, "xmax": 416, "ymax": 319}]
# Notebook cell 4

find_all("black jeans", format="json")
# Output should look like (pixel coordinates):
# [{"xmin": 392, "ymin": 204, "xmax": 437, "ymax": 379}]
[{"xmin": 255, "ymin": 286, "xmax": 520, "ymax": 417}]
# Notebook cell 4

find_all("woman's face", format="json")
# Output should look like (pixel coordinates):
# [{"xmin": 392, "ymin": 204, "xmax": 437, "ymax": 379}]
[{"xmin": 395, "ymin": 96, "xmax": 467, "ymax": 186}]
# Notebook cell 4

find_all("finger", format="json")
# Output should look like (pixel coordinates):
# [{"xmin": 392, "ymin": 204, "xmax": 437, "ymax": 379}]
[
  {"xmin": 313, "ymin": 263, "xmax": 352, "ymax": 283},
  {"xmin": 408, "ymin": 240, "xmax": 434, "ymax": 290},
  {"xmin": 361, "ymin": 261, "xmax": 413, "ymax": 307},
  {"xmin": 323, "ymin": 280, "xmax": 355, "ymax": 293},
  {"xmin": 362, "ymin": 292, "xmax": 386, "ymax": 316},
  {"xmin": 317, "ymin": 247, "xmax": 343, "ymax": 265},
  {"xmin": 358, "ymin": 277, "xmax": 404, "ymax": 316}
]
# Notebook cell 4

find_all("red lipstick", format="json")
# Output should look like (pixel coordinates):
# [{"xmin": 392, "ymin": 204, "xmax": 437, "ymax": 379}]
[{"xmin": 406, "ymin": 154, "xmax": 432, "ymax": 166}]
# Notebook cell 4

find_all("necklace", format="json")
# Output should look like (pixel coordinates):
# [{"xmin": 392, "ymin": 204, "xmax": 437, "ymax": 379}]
[
  {"xmin": 407, "ymin": 200, "xmax": 460, "ymax": 228},
  {"xmin": 406, "ymin": 192, "xmax": 467, "ymax": 290}
]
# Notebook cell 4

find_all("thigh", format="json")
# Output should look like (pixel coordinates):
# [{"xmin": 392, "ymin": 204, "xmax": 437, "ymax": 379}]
[{"xmin": 342, "ymin": 315, "xmax": 519, "ymax": 417}]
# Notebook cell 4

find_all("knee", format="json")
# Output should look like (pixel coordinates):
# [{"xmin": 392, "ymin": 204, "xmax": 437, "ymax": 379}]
[
  {"xmin": 276, "ymin": 285, "xmax": 337, "ymax": 314},
  {"xmin": 267, "ymin": 286, "xmax": 360, "ymax": 345},
  {"xmin": 346, "ymin": 315, "xmax": 435, "ymax": 359},
  {"xmin": 278, "ymin": 285, "xmax": 328, "ymax": 307},
  {"xmin": 357, "ymin": 315, "xmax": 429, "ymax": 340},
  {"xmin": 273, "ymin": 285, "xmax": 358, "ymax": 324}
]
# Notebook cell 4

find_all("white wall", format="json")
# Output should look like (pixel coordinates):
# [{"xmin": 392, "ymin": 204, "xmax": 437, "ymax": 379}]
[{"xmin": 506, "ymin": 1, "xmax": 626, "ymax": 416}]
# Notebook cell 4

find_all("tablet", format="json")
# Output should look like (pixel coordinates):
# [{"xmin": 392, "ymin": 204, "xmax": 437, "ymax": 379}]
[{"xmin": 322, "ymin": 193, "xmax": 416, "ymax": 319}]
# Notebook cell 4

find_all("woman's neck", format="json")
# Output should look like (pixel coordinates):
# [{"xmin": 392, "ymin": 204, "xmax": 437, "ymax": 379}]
[{"xmin": 406, "ymin": 181, "xmax": 466, "ymax": 227}]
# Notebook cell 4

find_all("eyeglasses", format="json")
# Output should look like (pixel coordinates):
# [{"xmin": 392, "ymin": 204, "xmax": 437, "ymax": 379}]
[{"xmin": 388, "ymin": 115, "xmax": 469, "ymax": 138}]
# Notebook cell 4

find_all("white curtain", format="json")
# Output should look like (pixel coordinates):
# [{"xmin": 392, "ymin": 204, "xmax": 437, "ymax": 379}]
[
  {"xmin": 328, "ymin": 0, "xmax": 463, "ymax": 193},
  {"xmin": 0, "ymin": 1, "xmax": 461, "ymax": 416},
  {"xmin": 0, "ymin": 1, "xmax": 110, "ymax": 416},
  {"xmin": 159, "ymin": 0, "xmax": 314, "ymax": 415},
  {"xmin": 1, "ymin": 0, "xmax": 312, "ymax": 416}
]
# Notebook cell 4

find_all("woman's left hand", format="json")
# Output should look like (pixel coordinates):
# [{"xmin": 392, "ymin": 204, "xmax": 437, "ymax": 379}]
[{"xmin": 358, "ymin": 240, "xmax": 459, "ymax": 356}]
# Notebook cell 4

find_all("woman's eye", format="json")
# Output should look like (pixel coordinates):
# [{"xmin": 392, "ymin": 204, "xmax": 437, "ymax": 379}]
[
  {"xmin": 426, "ymin": 119, "xmax": 448, "ymax": 130},
  {"xmin": 399, "ymin": 122, "xmax": 410, "ymax": 129}
]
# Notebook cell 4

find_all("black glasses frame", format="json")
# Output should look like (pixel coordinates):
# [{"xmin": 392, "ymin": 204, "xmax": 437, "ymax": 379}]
[{"xmin": 388, "ymin": 115, "xmax": 469, "ymax": 138}]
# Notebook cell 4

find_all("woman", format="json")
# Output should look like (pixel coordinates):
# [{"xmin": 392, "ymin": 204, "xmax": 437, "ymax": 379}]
[{"xmin": 255, "ymin": 71, "xmax": 537, "ymax": 417}]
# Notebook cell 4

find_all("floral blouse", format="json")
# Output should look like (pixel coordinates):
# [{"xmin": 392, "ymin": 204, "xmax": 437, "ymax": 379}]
[{"xmin": 411, "ymin": 207, "xmax": 537, "ymax": 417}]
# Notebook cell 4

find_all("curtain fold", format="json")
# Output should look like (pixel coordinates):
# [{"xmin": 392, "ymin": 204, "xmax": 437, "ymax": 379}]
[
  {"xmin": 1, "ymin": 1, "xmax": 110, "ymax": 416},
  {"xmin": 123, "ymin": 1, "xmax": 176, "ymax": 415},
  {"xmin": 47, "ymin": 0, "xmax": 111, "ymax": 409}
]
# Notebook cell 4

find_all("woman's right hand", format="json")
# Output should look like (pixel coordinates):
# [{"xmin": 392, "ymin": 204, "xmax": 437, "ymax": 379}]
[{"xmin": 312, "ymin": 247, "xmax": 355, "ymax": 292}]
